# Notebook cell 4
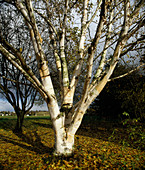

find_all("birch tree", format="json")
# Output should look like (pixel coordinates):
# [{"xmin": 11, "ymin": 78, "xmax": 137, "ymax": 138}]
[{"xmin": 0, "ymin": 0, "xmax": 144, "ymax": 156}]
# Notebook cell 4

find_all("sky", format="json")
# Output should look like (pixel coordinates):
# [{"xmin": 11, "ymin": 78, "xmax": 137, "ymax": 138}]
[{"xmin": 0, "ymin": 99, "xmax": 48, "ymax": 112}]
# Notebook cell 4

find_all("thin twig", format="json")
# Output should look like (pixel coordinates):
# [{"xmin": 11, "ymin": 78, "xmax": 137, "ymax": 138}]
[{"xmin": 108, "ymin": 63, "xmax": 145, "ymax": 82}]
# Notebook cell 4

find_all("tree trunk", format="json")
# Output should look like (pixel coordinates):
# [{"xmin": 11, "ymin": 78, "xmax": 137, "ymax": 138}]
[
  {"xmin": 51, "ymin": 105, "xmax": 86, "ymax": 156},
  {"xmin": 13, "ymin": 110, "xmax": 25, "ymax": 133},
  {"xmin": 54, "ymin": 130, "xmax": 75, "ymax": 156},
  {"xmin": 50, "ymin": 114, "xmax": 75, "ymax": 156}
]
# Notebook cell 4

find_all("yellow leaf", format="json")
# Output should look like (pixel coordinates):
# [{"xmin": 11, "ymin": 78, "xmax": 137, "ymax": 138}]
[
  {"xmin": 19, "ymin": 48, "xmax": 23, "ymax": 53},
  {"xmin": 63, "ymin": 160, "xmax": 72, "ymax": 168}
]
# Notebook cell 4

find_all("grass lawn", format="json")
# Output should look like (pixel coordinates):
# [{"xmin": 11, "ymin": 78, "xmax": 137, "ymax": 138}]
[
  {"xmin": 0, "ymin": 116, "xmax": 144, "ymax": 169},
  {"xmin": 0, "ymin": 115, "xmax": 50, "ymax": 120}
]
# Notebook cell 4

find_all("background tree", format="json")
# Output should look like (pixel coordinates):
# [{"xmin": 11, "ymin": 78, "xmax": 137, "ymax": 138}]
[
  {"xmin": 0, "ymin": 5, "xmax": 38, "ymax": 133},
  {"xmin": 0, "ymin": 55, "xmax": 38, "ymax": 132},
  {"xmin": 0, "ymin": 0, "xmax": 144, "ymax": 156}
]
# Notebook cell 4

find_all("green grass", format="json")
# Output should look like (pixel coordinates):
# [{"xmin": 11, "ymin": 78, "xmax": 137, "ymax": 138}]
[
  {"xmin": 0, "ymin": 117, "xmax": 145, "ymax": 169},
  {"xmin": 0, "ymin": 116, "xmax": 17, "ymax": 120},
  {"xmin": 0, "ymin": 115, "xmax": 50, "ymax": 120}
]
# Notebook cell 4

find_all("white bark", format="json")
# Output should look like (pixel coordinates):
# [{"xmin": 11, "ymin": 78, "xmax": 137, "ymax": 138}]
[
  {"xmin": 93, "ymin": 8, "xmax": 114, "ymax": 81},
  {"xmin": 69, "ymin": 0, "xmax": 88, "ymax": 101},
  {"xmin": 54, "ymin": 130, "xmax": 75, "ymax": 156}
]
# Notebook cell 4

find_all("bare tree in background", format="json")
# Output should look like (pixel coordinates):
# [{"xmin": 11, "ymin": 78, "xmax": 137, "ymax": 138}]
[
  {"xmin": 0, "ymin": 55, "xmax": 37, "ymax": 132},
  {"xmin": 0, "ymin": 6, "xmax": 38, "ymax": 132}
]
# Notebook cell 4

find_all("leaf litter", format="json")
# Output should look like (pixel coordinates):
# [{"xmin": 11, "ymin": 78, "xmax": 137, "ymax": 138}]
[{"xmin": 0, "ymin": 118, "xmax": 144, "ymax": 169}]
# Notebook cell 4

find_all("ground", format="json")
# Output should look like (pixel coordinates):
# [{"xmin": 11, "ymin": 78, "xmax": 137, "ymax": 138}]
[{"xmin": 0, "ymin": 116, "xmax": 144, "ymax": 169}]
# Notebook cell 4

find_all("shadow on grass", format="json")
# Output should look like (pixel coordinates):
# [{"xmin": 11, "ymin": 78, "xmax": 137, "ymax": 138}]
[
  {"xmin": 0, "ymin": 117, "xmax": 116, "ymax": 142},
  {"xmin": 32, "ymin": 122, "xmax": 53, "ymax": 129},
  {"xmin": 0, "ymin": 163, "xmax": 4, "ymax": 170},
  {"xmin": 25, "ymin": 116, "xmax": 50, "ymax": 120},
  {"xmin": 0, "ymin": 119, "xmax": 16, "ymax": 131},
  {"xmin": 0, "ymin": 116, "xmax": 123, "ymax": 145},
  {"xmin": 32, "ymin": 120, "xmax": 115, "ymax": 144},
  {"xmin": 30, "ymin": 117, "xmax": 115, "ymax": 143},
  {"xmin": 0, "ymin": 130, "xmax": 53, "ymax": 155},
  {"xmin": 0, "ymin": 116, "xmax": 51, "ymax": 131},
  {"xmin": 1, "ymin": 116, "xmax": 143, "ymax": 151},
  {"xmin": 77, "ymin": 116, "xmax": 119, "ymax": 141}
]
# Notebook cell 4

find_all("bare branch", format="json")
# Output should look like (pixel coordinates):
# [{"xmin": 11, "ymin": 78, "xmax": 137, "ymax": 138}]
[
  {"xmin": 0, "ymin": 73, "xmax": 32, "ymax": 86},
  {"xmin": 121, "ymin": 37, "xmax": 145, "ymax": 57},
  {"xmin": 69, "ymin": 0, "xmax": 89, "ymax": 102},
  {"xmin": 80, "ymin": 0, "xmax": 107, "ymax": 104},
  {"xmin": 108, "ymin": 63, "xmax": 145, "ymax": 82},
  {"xmin": 85, "ymin": 0, "xmax": 102, "ymax": 29},
  {"xmin": 0, "ymin": 44, "xmax": 47, "ymax": 99},
  {"xmin": 34, "ymin": 9, "xmax": 58, "ymax": 38}
]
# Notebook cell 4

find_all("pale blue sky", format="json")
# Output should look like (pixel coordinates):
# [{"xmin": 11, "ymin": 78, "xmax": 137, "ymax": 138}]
[{"xmin": 0, "ymin": 99, "xmax": 48, "ymax": 112}]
